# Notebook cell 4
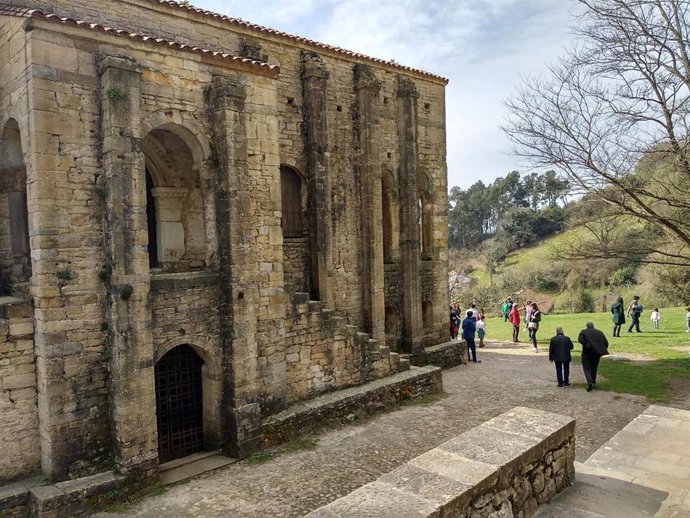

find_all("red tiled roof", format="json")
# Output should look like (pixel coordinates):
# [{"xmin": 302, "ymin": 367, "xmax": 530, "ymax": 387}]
[
  {"xmin": 0, "ymin": 3, "xmax": 280, "ymax": 77},
  {"xmin": 146, "ymin": 0, "xmax": 449, "ymax": 84}
]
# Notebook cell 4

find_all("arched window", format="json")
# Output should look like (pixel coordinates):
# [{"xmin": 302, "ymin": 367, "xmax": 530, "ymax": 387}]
[
  {"xmin": 280, "ymin": 166, "xmax": 303, "ymax": 238},
  {"xmin": 143, "ymin": 126, "xmax": 206, "ymax": 272},
  {"xmin": 0, "ymin": 119, "xmax": 31, "ymax": 294}
]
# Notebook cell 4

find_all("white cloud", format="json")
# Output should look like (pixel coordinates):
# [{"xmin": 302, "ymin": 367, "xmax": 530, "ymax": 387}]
[{"xmin": 195, "ymin": 0, "xmax": 578, "ymax": 188}]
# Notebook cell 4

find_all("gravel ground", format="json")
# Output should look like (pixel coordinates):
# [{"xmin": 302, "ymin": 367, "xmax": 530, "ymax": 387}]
[{"xmin": 95, "ymin": 340, "xmax": 681, "ymax": 518}]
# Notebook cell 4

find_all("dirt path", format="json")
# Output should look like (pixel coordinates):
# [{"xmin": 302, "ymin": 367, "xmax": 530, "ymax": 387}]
[{"xmin": 95, "ymin": 341, "xmax": 669, "ymax": 518}]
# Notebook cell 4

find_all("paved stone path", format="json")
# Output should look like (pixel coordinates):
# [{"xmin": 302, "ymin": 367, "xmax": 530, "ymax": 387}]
[{"xmin": 96, "ymin": 341, "xmax": 678, "ymax": 518}]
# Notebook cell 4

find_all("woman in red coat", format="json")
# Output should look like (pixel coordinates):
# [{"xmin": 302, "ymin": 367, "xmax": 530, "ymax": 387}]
[{"xmin": 509, "ymin": 303, "xmax": 521, "ymax": 342}]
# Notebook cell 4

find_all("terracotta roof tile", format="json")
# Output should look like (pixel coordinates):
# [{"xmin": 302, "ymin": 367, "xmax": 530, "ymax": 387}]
[
  {"xmin": 147, "ymin": 0, "xmax": 448, "ymax": 84},
  {"xmin": 0, "ymin": 3, "xmax": 280, "ymax": 77}
]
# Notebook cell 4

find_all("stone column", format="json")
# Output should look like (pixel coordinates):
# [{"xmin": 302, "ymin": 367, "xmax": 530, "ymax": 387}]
[
  {"xmin": 208, "ymin": 75, "xmax": 286, "ymax": 458},
  {"xmin": 301, "ymin": 52, "xmax": 333, "ymax": 306},
  {"xmin": 354, "ymin": 64, "xmax": 385, "ymax": 344},
  {"xmin": 99, "ymin": 55, "xmax": 157, "ymax": 477},
  {"xmin": 397, "ymin": 76, "xmax": 423, "ymax": 353},
  {"xmin": 151, "ymin": 187, "xmax": 188, "ymax": 263}
]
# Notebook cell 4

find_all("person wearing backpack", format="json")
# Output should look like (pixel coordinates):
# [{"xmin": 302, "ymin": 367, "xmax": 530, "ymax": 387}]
[{"xmin": 627, "ymin": 296, "xmax": 643, "ymax": 333}]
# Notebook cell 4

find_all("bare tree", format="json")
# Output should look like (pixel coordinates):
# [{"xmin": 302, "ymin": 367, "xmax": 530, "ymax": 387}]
[{"xmin": 504, "ymin": 0, "xmax": 690, "ymax": 266}]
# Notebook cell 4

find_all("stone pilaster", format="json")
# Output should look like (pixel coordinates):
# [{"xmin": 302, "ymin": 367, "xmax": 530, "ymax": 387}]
[
  {"xmin": 207, "ymin": 75, "xmax": 286, "ymax": 458},
  {"xmin": 99, "ymin": 55, "xmax": 157, "ymax": 476},
  {"xmin": 354, "ymin": 64, "xmax": 385, "ymax": 344},
  {"xmin": 301, "ymin": 52, "xmax": 333, "ymax": 307},
  {"xmin": 397, "ymin": 76, "xmax": 423, "ymax": 353}
]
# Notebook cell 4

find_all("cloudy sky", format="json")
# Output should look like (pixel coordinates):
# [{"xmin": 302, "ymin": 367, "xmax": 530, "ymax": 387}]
[{"xmin": 191, "ymin": 0, "xmax": 579, "ymax": 189}]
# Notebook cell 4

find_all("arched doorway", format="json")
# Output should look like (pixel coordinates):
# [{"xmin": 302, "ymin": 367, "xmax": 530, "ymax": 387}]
[{"xmin": 155, "ymin": 344, "xmax": 205, "ymax": 463}]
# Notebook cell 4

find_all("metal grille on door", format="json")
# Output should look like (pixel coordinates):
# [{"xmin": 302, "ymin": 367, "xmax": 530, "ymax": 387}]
[{"xmin": 155, "ymin": 344, "xmax": 204, "ymax": 463}]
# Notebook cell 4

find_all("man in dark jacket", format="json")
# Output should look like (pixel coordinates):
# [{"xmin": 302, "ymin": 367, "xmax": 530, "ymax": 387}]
[
  {"xmin": 549, "ymin": 327, "xmax": 574, "ymax": 387},
  {"xmin": 577, "ymin": 322, "xmax": 609, "ymax": 392},
  {"xmin": 462, "ymin": 311, "xmax": 480, "ymax": 363}
]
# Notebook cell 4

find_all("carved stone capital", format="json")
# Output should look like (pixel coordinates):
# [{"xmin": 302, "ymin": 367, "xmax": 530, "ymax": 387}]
[
  {"xmin": 396, "ymin": 76, "xmax": 419, "ymax": 99},
  {"xmin": 301, "ymin": 52, "xmax": 330, "ymax": 81},
  {"xmin": 209, "ymin": 76, "xmax": 245, "ymax": 100},
  {"xmin": 354, "ymin": 63, "xmax": 381, "ymax": 92},
  {"xmin": 97, "ymin": 54, "xmax": 141, "ymax": 76}
]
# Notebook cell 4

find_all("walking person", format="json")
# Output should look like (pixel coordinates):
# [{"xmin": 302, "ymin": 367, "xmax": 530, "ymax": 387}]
[
  {"xmin": 509, "ymin": 302, "xmax": 521, "ymax": 342},
  {"xmin": 627, "ymin": 296, "xmax": 643, "ymax": 333},
  {"xmin": 549, "ymin": 327, "xmax": 574, "ymax": 387},
  {"xmin": 611, "ymin": 296, "xmax": 625, "ymax": 337},
  {"xmin": 650, "ymin": 308, "xmax": 660, "ymax": 330},
  {"xmin": 578, "ymin": 322, "xmax": 609, "ymax": 392},
  {"xmin": 528, "ymin": 302, "xmax": 542, "ymax": 352},
  {"xmin": 686, "ymin": 305, "xmax": 690, "ymax": 332},
  {"xmin": 462, "ymin": 310, "xmax": 480, "ymax": 363},
  {"xmin": 449, "ymin": 305, "xmax": 459, "ymax": 340},
  {"xmin": 524, "ymin": 300, "xmax": 533, "ymax": 333}
]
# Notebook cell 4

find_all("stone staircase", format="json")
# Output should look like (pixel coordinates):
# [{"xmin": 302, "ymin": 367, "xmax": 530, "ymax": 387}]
[
  {"xmin": 534, "ymin": 405, "xmax": 690, "ymax": 518},
  {"xmin": 292, "ymin": 291, "xmax": 409, "ymax": 375}
]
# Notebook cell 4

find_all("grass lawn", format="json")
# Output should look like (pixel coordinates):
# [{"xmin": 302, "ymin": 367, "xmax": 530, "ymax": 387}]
[{"xmin": 483, "ymin": 307, "xmax": 690, "ymax": 402}]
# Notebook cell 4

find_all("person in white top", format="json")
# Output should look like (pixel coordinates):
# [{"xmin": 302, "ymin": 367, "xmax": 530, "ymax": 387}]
[
  {"xmin": 476, "ymin": 318, "xmax": 486, "ymax": 347},
  {"xmin": 650, "ymin": 308, "xmax": 660, "ymax": 330},
  {"xmin": 686, "ymin": 306, "xmax": 690, "ymax": 333}
]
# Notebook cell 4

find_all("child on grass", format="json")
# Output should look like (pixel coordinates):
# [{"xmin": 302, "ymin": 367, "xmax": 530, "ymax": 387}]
[
  {"xmin": 686, "ymin": 306, "xmax": 690, "ymax": 333},
  {"xmin": 651, "ymin": 308, "xmax": 660, "ymax": 330}
]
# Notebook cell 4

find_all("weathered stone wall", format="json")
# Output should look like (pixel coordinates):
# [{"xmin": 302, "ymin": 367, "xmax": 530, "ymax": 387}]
[
  {"xmin": 283, "ymin": 238, "xmax": 310, "ymax": 294},
  {"xmin": 383, "ymin": 265, "xmax": 403, "ymax": 352},
  {"xmin": 0, "ymin": 299, "xmax": 40, "ymax": 482},
  {"xmin": 7, "ymin": 0, "xmax": 449, "ymax": 342},
  {"xmin": 420, "ymin": 260, "xmax": 447, "ymax": 346},
  {"xmin": 263, "ymin": 365, "xmax": 441, "ymax": 448},
  {"xmin": 284, "ymin": 294, "xmax": 400, "ymax": 403},
  {"xmin": 1, "ymin": 0, "xmax": 450, "ymax": 481},
  {"xmin": 20, "ymin": 23, "xmax": 112, "ymax": 480}
]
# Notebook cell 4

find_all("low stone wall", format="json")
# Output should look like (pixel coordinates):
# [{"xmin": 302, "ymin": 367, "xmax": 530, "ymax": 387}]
[
  {"xmin": 0, "ymin": 297, "xmax": 40, "ymax": 483},
  {"xmin": 411, "ymin": 340, "xmax": 467, "ymax": 369},
  {"xmin": 305, "ymin": 406, "xmax": 575, "ymax": 518},
  {"xmin": 262, "ymin": 365, "xmax": 442, "ymax": 447},
  {"xmin": 0, "ymin": 471, "xmax": 127, "ymax": 518}
]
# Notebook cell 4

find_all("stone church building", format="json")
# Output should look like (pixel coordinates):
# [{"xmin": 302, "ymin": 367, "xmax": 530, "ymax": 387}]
[{"xmin": 0, "ymin": 0, "xmax": 449, "ymax": 485}]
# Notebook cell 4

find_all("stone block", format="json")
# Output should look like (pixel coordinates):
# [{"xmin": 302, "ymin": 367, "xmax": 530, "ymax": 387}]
[
  {"xmin": 2, "ymin": 373, "xmax": 36, "ymax": 390},
  {"xmin": 8, "ymin": 321, "xmax": 34, "ymax": 337},
  {"xmin": 304, "ymin": 481, "xmax": 441, "ymax": 518}
]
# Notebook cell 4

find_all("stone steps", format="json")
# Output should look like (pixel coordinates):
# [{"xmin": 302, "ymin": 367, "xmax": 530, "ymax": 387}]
[
  {"xmin": 158, "ymin": 451, "xmax": 235, "ymax": 486},
  {"xmin": 535, "ymin": 405, "xmax": 690, "ymax": 518}
]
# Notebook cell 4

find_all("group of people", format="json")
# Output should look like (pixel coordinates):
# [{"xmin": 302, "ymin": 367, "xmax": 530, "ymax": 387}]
[
  {"xmin": 501, "ymin": 297, "xmax": 542, "ymax": 352},
  {"xmin": 449, "ymin": 303, "xmax": 486, "ymax": 364},
  {"xmin": 548, "ymin": 322, "xmax": 609, "ymax": 391},
  {"xmin": 610, "ymin": 295, "xmax": 671, "ymax": 334},
  {"xmin": 452, "ymin": 294, "xmax": 688, "ymax": 392}
]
